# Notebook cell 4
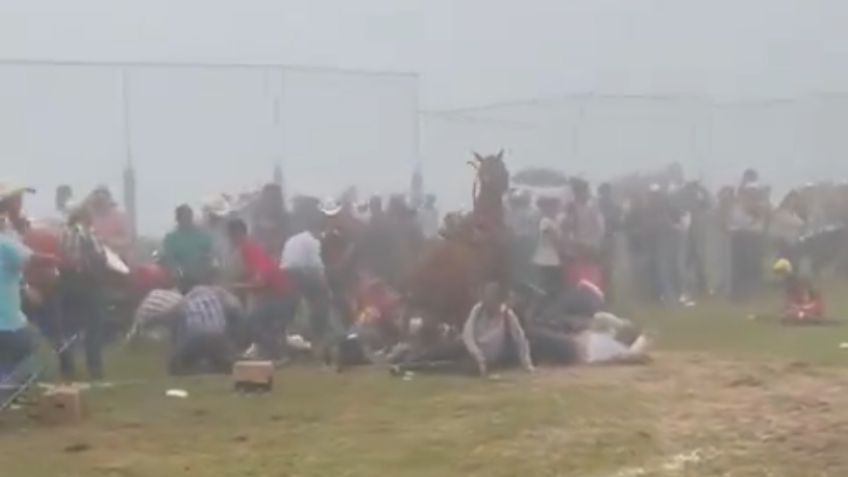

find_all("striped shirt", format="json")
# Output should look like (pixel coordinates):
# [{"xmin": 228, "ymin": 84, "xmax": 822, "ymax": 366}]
[
  {"xmin": 134, "ymin": 289, "xmax": 184, "ymax": 326},
  {"xmin": 178, "ymin": 286, "xmax": 243, "ymax": 337},
  {"xmin": 59, "ymin": 223, "xmax": 106, "ymax": 274},
  {"xmin": 128, "ymin": 289, "xmax": 184, "ymax": 340}
]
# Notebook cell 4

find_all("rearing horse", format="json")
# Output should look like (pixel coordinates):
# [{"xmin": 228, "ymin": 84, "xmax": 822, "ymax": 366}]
[{"xmin": 404, "ymin": 150, "xmax": 510, "ymax": 328}]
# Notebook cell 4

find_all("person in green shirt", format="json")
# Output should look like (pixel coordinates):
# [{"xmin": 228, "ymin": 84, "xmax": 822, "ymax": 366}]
[{"xmin": 161, "ymin": 205, "xmax": 214, "ymax": 293}]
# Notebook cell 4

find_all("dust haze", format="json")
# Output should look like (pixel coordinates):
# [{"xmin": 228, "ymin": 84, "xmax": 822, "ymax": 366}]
[{"xmin": 1, "ymin": 0, "xmax": 844, "ymax": 232}]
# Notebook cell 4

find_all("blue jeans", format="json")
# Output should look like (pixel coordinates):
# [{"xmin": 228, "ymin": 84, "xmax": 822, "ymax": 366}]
[
  {"xmin": 731, "ymin": 232, "xmax": 764, "ymax": 303},
  {"xmin": 248, "ymin": 294, "xmax": 296, "ymax": 360},
  {"xmin": 59, "ymin": 272, "xmax": 105, "ymax": 380},
  {"xmin": 289, "ymin": 269, "xmax": 331, "ymax": 345},
  {"xmin": 0, "ymin": 327, "xmax": 34, "ymax": 373},
  {"xmin": 649, "ymin": 229, "xmax": 682, "ymax": 304}
]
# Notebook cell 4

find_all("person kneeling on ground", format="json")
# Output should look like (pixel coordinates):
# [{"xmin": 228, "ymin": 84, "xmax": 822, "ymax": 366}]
[
  {"xmin": 168, "ymin": 285, "xmax": 245, "ymax": 376},
  {"xmin": 773, "ymin": 258, "xmax": 825, "ymax": 324},
  {"xmin": 129, "ymin": 284, "xmax": 245, "ymax": 375},
  {"xmin": 393, "ymin": 282, "xmax": 534, "ymax": 377}
]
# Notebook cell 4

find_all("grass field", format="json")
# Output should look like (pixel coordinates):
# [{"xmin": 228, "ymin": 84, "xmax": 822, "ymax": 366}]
[{"xmin": 3, "ymin": 285, "xmax": 848, "ymax": 477}]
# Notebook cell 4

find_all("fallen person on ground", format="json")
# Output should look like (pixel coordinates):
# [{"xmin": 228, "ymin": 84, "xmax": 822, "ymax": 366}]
[
  {"xmin": 527, "ymin": 311, "xmax": 650, "ymax": 366},
  {"xmin": 332, "ymin": 273, "xmax": 404, "ymax": 370},
  {"xmin": 392, "ymin": 282, "xmax": 534, "ymax": 377},
  {"xmin": 531, "ymin": 278, "xmax": 606, "ymax": 332}
]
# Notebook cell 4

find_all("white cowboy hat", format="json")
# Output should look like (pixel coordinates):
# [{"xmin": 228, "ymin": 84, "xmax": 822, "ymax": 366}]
[
  {"xmin": 319, "ymin": 197, "xmax": 342, "ymax": 216},
  {"xmin": 0, "ymin": 181, "xmax": 35, "ymax": 201},
  {"xmin": 201, "ymin": 195, "xmax": 232, "ymax": 217}
]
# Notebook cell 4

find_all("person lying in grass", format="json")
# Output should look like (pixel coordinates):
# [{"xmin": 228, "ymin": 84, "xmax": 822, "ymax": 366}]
[
  {"xmin": 526, "ymin": 311, "xmax": 650, "ymax": 366},
  {"xmin": 391, "ymin": 282, "xmax": 534, "ymax": 377}
]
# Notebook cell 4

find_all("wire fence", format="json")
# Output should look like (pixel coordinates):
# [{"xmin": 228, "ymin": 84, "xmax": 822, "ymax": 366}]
[
  {"xmin": 0, "ymin": 60, "xmax": 419, "ymax": 233},
  {"xmin": 422, "ymin": 93, "xmax": 848, "ymax": 205}
]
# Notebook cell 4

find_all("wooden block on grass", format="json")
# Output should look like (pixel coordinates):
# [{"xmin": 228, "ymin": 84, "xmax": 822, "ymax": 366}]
[
  {"xmin": 39, "ymin": 386, "xmax": 84, "ymax": 425},
  {"xmin": 233, "ymin": 361, "xmax": 274, "ymax": 392}
]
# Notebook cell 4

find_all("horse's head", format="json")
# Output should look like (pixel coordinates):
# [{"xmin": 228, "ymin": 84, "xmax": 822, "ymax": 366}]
[{"xmin": 470, "ymin": 150, "xmax": 510, "ymax": 198}]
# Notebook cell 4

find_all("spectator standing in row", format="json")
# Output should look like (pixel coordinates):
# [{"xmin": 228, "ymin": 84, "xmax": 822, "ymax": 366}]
[
  {"xmin": 161, "ymin": 205, "xmax": 214, "ymax": 293},
  {"xmin": 679, "ymin": 180, "xmax": 712, "ymax": 298},
  {"xmin": 359, "ymin": 196, "xmax": 394, "ymax": 286},
  {"xmin": 58, "ymin": 207, "xmax": 109, "ymax": 380},
  {"xmin": 505, "ymin": 190, "xmax": 538, "ymax": 289},
  {"xmin": 729, "ymin": 182, "xmax": 768, "ymax": 303},
  {"xmin": 281, "ymin": 220, "xmax": 332, "ymax": 351},
  {"xmin": 562, "ymin": 178, "xmax": 605, "ymax": 292},
  {"xmin": 597, "ymin": 183, "xmax": 621, "ymax": 303},
  {"xmin": 87, "ymin": 186, "xmax": 132, "ymax": 260},
  {"xmin": 418, "ymin": 194, "xmax": 440, "ymax": 240},
  {"xmin": 532, "ymin": 197, "xmax": 563, "ymax": 304}
]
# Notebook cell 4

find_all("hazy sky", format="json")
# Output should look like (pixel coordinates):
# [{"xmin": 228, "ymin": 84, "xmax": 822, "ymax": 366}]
[
  {"xmin": 2, "ymin": 0, "xmax": 845, "ymax": 109},
  {"xmin": 2, "ymin": 1, "xmax": 847, "ymax": 231}
]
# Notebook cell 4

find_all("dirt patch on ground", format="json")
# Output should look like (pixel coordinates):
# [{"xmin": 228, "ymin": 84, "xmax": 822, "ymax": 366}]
[{"xmin": 543, "ymin": 352, "xmax": 848, "ymax": 475}]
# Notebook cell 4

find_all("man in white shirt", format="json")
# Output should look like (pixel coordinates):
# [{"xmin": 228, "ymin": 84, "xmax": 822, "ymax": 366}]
[
  {"xmin": 417, "ymin": 195, "xmax": 439, "ymax": 239},
  {"xmin": 281, "ymin": 226, "xmax": 331, "ymax": 347},
  {"xmin": 532, "ymin": 197, "xmax": 563, "ymax": 302}
]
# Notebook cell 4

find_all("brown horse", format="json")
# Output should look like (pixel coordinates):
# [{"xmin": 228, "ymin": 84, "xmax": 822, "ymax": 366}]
[{"xmin": 403, "ymin": 151, "xmax": 511, "ymax": 328}]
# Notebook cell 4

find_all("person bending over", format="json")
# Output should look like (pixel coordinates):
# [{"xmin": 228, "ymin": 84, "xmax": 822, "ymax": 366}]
[{"xmin": 168, "ymin": 285, "xmax": 245, "ymax": 376}]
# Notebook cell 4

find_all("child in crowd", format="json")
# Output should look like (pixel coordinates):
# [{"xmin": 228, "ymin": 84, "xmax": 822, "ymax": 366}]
[{"xmin": 772, "ymin": 258, "xmax": 825, "ymax": 323}]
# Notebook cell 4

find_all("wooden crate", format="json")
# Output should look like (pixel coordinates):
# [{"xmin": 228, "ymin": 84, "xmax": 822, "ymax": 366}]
[
  {"xmin": 39, "ymin": 386, "xmax": 84, "ymax": 425},
  {"xmin": 232, "ymin": 361, "xmax": 274, "ymax": 392}
]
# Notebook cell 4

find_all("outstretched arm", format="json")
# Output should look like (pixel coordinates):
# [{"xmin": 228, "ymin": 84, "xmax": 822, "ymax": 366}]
[
  {"xmin": 506, "ymin": 309, "xmax": 534, "ymax": 372},
  {"xmin": 462, "ymin": 304, "xmax": 487, "ymax": 376}
]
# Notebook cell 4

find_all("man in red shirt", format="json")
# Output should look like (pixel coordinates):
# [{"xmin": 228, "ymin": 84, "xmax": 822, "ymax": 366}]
[{"xmin": 227, "ymin": 218, "xmax": 295, "ymax": 360}]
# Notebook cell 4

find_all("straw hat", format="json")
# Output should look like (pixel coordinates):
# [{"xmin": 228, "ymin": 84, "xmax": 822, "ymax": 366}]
[
  {"xmin": 201, "ymin": 195, "xmax": 232, "ymax": 218},
  {"xmin": 0, "ymin": 181, "xmax": 34, "ymax": 201},
  {"xmin": 319, "ymin": 197, "xmax": 342, "ymax": 216},
  {"xmin": 773, "ymin": 258, "xmax": 793, "ymax": 275}
]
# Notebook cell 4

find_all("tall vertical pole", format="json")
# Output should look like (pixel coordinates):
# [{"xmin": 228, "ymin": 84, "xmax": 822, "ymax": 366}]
[
  {"xmin": 271, "ymin": 68, "xmax": 285, "ymax": 201},
  {"xmin": 411, "ymin": 74, "xmax": 422, "ymax": 208},
  {"xmin": 571, "ymin": 97, "xmax": 586, "ymax": 166},
  {"xmin": 120, "ymin": 69, "xmax": 138, "ymax": 240}
]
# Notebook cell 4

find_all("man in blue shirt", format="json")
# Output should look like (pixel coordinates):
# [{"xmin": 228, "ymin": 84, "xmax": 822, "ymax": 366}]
[
  {"xmin": 0, "ymin": 229, "xmax": 34, "ymax": 370},
  {"xmin": 0, "ymin": 185, "xmax": 59, "ymax": 372}
]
